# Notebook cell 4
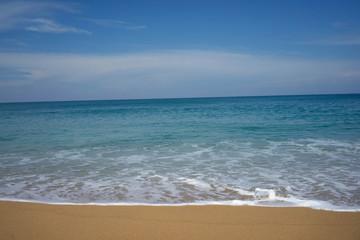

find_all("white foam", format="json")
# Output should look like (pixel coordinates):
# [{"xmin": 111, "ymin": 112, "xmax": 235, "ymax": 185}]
[
  {"xmin": 1, "ymin": 197, "xmax": 359, "ymax": 212},
  {"xmin": 178, "ymin": 178, "xmax": 212, "ymax": 190},
  {"xmin": 254, "ymin": 188, "xmax": 276, "ymax": 200},
  {"xmin": 227, "ymin": 187, "xmax": 254, "ymax": 196},
  {"xmin": 1, "ymin": 138, "xmax": 359, "ymax": 212}
]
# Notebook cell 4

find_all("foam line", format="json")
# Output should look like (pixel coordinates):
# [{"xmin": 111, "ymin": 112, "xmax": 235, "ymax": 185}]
[{"xmin": 1, "ymin": 198, "xmax": 359, "ymax": 212}]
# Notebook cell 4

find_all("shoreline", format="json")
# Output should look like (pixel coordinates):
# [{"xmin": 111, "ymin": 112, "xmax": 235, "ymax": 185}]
[
  {"xmin": 1, "ymin": 198, "xmax": 360, "ymax": 212},
  {"xmin": 1, "ymin": 200, "xmax": 359, "ymax": 240}
]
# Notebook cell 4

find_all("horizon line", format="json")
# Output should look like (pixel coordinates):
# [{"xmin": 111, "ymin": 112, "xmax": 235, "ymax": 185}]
[{"xmin": 1, "ymin": 92, "xmax": 360, "ymax": 104}]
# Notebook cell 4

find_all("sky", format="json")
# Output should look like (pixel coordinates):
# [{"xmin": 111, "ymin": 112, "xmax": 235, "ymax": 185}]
[{"xmin": 0, "ymin": 0, "xmax": 360, "ymax": 102}]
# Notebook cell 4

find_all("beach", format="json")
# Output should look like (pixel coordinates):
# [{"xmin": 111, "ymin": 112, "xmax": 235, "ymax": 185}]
[
  {"xmin": 1, "ymin": 0, "xmax": 360, "ymax": 238},
  {"xmin": 1, "ymin": 96, "xmax": 360, "ymax": 210},
  {"xmin": 1, "ymin": 96, "xmax": 360, "ymax": 239},
  {"xmin": 1, "ymin": 201, "xmax": 359, "ymax": 240}
]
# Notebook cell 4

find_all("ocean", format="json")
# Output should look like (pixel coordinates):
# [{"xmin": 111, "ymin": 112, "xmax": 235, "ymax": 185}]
[{"xmin": 0, "ymin": 94, "xmax": 359, "ymax": 211}]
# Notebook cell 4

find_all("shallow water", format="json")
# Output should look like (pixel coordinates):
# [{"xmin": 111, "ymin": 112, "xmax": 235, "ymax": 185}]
[{"xmin": 1, "ymin": 95, "xmax": 359, "ymax": 210}]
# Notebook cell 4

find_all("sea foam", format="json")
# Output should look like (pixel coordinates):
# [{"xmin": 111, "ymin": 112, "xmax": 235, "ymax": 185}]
[{"xmin": 1, "ymin": 95, "xmax": 360, "ymax": 211}]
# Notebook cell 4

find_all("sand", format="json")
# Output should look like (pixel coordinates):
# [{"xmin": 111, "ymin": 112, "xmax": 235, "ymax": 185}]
[{"xmin": 0, "ymin": 201, "xmax": 359, "ymax": 240}]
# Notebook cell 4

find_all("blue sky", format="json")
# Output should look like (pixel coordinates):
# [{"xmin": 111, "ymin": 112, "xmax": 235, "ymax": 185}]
[{"xmin": 0, "ymin": 0, "xmax": 360, "ymax": 102}]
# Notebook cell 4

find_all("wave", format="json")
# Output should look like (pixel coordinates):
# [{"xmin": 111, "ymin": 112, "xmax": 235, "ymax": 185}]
[{"xmin": 1, "ymin": 194, "xmax": 359, "ymax": 212}]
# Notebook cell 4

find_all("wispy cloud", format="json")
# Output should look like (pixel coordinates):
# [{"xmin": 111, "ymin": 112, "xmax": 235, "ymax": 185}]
[
  {"xmin": 82, "ymin": 18, "xmax": 146, "ymax": 30},
  {"xmin": 343, "ymin": 71, "xmax": 360, "ymax": 77},
  {"xmin": 0, "ymin": 1, "xmax": 89, "ymax": 34},
  {"xmin": 26, "ymin": 18, "xmax": 91, "ymax": 34},
  {"xmin": 2, "ymin": 38, "xmax": 29, "ymax": 46},
  {"xmin": 296, "ymin": 36, "xmax": 360, "ymax": 46},
  {"xmin": 295, "ymin": 23, "xmax": 360, "ymax": 46},
  {"xmin": 0, "ymin": 50, "xmax": 359, "ymax": 101},
  {"xmin": 125, "ymin": 25, "xmax": 147, "ymax": 30}
]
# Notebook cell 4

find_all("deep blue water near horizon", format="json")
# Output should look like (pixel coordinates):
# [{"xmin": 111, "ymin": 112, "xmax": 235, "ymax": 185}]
[{"xmin": 0, "ymin": 94, "xmax": 360, "ymax": 210}]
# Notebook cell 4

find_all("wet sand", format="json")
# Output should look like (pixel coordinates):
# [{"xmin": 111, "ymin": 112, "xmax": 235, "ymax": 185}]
[{"xmin": 0, "ymin": 201, "xmax": 359, "ymax": 240}]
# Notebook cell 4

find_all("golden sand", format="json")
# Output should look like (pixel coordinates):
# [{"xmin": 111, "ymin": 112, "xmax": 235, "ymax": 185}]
[{"xmin": 0, "ymin": 201, "xmax": 359, "ymax": 240}]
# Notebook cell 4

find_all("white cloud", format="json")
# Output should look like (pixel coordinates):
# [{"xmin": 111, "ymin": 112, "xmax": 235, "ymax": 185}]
[
  {"xmin": 343, "ymin": 72, "xmax": 360, "ymax": 77},
  {"xmin": 0, "ymin": 1, "xmax": 89, "ymax": 34},
  {"xmin": 0, "ymin": 50, "xmax": 359, "ymax": 101},
  {"xmin": 0, "ymin": 1, "xmax": 145, "ymax": 33},
  {"xmin": 125, "ymin": 25, "xmax": 146, "ymax": 30},
  {"xmin": 82, "ymin": 18, "xmax": 146, "ymax": 30},
  {"xmin": 296, "ymin": 36, "xmax": 360, "ymax": 46},
  {"xmin": 26, "ymin": 18, "xmax": 91, "ymax": 34},
  {"xmin": 2, "ymin": 38, "xmax": 28, "ymax": 46},
  {"xmin": 295, "ymin": 23, "xmax": 360, "ymax": 46}
]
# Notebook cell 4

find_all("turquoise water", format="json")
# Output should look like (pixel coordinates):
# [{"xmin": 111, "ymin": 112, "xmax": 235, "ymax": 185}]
[{"xmin": 0, "ymin": 94, "xmax": 359, "ymax": 210}]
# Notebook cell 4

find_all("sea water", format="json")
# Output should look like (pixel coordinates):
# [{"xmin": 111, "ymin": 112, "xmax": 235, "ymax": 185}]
[{"xmin": 0, "ymin": 94, "xmax": 359, "ymax": 211}]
